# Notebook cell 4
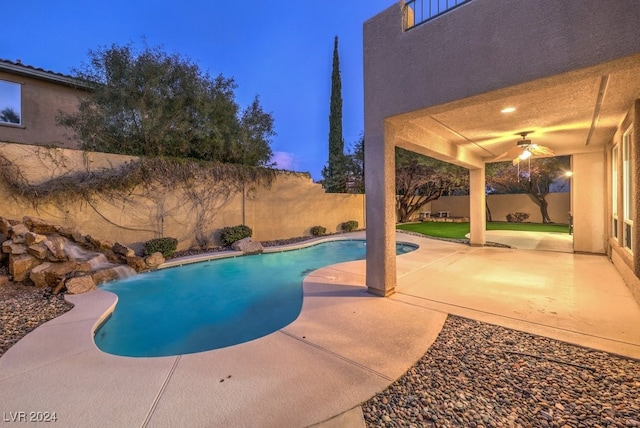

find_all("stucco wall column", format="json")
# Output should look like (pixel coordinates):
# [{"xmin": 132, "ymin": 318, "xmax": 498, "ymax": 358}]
[
  {"xmin": 469, "ymin": 166, "xmax": 486, "ymax": 246},
  {"xmin": 365, "ymin": 129, "xmax": 397, "ymax": 296},
  {"xmin": 572, "ymin": 152, "xmax": 606, "ymax": 253}
]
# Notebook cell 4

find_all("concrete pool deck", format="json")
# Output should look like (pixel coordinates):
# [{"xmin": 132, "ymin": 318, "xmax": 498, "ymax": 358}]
[{"xmin": 1, "ymin": 231, "xmax": 639, "ymax": 427}]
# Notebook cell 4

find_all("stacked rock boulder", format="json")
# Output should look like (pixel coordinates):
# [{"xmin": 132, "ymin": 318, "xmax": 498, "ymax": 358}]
[{"xmin": 0, "ymin": 216, "xmax": 165, "ymax": 294}]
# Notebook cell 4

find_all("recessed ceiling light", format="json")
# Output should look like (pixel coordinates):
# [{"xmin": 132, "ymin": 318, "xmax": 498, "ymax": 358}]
[{"xmin": 501, "ymin": 107, "xmax": 516, "ymax": 113}]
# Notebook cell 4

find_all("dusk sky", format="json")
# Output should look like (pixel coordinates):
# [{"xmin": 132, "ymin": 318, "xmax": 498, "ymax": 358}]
[{"xmin": 2, "ymin": 1, "xmax": 397, "ymax": 180}]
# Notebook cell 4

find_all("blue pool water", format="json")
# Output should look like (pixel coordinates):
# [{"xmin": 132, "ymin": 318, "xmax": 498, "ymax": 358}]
[{"xmin": 95, "ymin": 240, "xmax": 416, "ymax": 357}]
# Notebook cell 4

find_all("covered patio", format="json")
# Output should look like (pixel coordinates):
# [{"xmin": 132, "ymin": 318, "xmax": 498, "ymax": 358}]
[{"xmin": 363, "ymin": 0, "xmax": 640, "ymax": 299}]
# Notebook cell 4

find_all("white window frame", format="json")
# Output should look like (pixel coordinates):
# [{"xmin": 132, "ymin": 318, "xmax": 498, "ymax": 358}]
[
  {"xmin": 623, "ymin": 127, "xmax": 633, "ymax": 252},
  {"xmin": 0, "ymin": 79, "xmax": 22, "ymax": 126}
]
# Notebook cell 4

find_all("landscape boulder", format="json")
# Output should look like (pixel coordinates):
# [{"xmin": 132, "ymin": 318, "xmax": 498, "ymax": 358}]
[
  {"xmin": 91, "ymin": 267, "xmax": 123, "ymax": 285},
  {"xmin": 231, "ymin": 237, "xmax": 264, "ymax": 254},
  {"xmin": 25, "ymin": 231, "xmax": 47, "ymax": 246},
  {"xmin": 24, "ymin": 216, "xmax": 60, "ymax": 234},
  {"xmin": 65, "ymin": 275, "xmax": 96, "ymax": 294},
  {"xmin": 145, "ymin": 252, "xmax": 165, "ymax": 269},
  {"xmin": 0, "ymin": 218, "xmax": 12, "ymax": 236},
  {"xmin": 9, "ymin": 223, "xmax": 30, "ymax": 243},
  {"xmin": 113, "ymin": 242, "xmax": 135, "ymax": 258},
  {"xmin": 44, "ymin": 237, "xmax": 68, "ymax": 261},
  {"xmin": 3, "ymin": 240, "xmax": 27, "ymax": 255},
  {"xmin": 44, "ymin": 261, "xmax": 79, "ymax": 286},
  {"xmin": 27, "ymin": 242, "xmax": 49, "ymax": 259},
  {"xmin": 9, "ymin": 253, "xmax": 42, "ymax": 282},
  {"xmin": 126, "ymin": 255, "xmax": 147, "ymax": 272},
  {"xmin": 29, "ymin": 262, "xmax": 53, "ymax": 288}
]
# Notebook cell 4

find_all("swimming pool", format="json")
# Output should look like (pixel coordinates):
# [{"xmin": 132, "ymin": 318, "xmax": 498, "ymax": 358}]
[{"xmin": 95, "ymin": 239, "xmax": 416, "ymax": 357}]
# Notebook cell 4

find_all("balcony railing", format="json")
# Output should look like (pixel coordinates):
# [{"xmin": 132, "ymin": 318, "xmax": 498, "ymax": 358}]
[{"xmin": 404, "ymin": 0, "xmax": 471, "ymax": 30}]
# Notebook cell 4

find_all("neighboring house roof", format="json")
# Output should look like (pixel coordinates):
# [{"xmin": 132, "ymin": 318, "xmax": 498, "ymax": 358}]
[{"xmin": 0, "ymin": 58, "xmax": 92, "ymax": 90}]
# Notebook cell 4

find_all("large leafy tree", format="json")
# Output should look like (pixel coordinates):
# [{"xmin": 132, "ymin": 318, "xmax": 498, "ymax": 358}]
[
  {"xmin": 396, "ymin": 148, "xmax": 469, "ymax": 223},
  {"xmin": 322, "ymin": 36, "xmax": 347, "ymax": 193},
  {"xmin": 58, "ymin": 43, "xmax": 274, "ymax": 166},
  {"xmin": 486, "ymin": 156, "xmax": 571, "ymax": 223}
]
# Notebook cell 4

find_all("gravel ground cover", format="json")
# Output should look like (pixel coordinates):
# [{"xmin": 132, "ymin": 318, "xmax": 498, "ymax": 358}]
[
  {"xmin": 363, "ymin": 316, "xmax": 640, "ymax": 427},
  {"xmin": 0, "ymin": 267, "xmax": 73, "ymax": 358}
]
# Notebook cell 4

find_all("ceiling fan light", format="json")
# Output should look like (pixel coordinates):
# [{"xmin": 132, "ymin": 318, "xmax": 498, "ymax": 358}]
[{"xmin": 519, "ymin": 150, "xmax": 532, "ymax": 160}]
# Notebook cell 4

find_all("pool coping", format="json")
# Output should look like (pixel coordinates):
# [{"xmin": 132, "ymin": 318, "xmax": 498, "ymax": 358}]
[{"xmin": 157, "ymin": 234, "xmax": 373, "ymax": 269}]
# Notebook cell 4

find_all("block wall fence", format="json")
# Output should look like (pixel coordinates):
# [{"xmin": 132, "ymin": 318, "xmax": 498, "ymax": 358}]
[
  {"xmin": 0, "ymin": 143, "xmax": 365, "ymax": 252},
  {"xmin": 0, "ymin": 143, "xmax": 570, "ymax": 253}
]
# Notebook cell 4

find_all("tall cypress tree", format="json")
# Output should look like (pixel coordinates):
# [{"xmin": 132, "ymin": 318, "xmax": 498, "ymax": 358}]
[{"xmin": 322, "ymin": 36, "xmax": 346, "ymax": 193}]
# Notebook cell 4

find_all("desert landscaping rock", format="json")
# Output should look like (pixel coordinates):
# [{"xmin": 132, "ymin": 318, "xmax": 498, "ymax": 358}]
[
  {"xmin": 362, "ymin": 316, "xmax": 640, "ymax": 427},
  {"xmin": 65, "ymin": 275, "xmax": 96, "ymax": 294},
  {"xmin": 231, "ymin": 237, "xmax": 264, "ymax": 254},
  {"xmin": 144, "ymin": 252, "xmax": 165, "ymax": 268},
  {"xmin": 0, "ymin": 273, "xmax": 72, "ymax": 358}
]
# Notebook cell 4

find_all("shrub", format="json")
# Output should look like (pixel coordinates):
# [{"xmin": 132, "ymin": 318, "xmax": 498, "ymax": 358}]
[
  {"xmin": 506, "ymin": 212, "xmax": 530, "ymax": 223},
  {"xmin": 310, "ymin": 226, "xmax": 327, "ymax": 236},
  {"xmin": 220, "ymin": 224, "xmax": 253, "ymax": 246},
  {"xmin": 341, "ymin": 220, "xmax": 359, "ymax": 232},
  {"xmin": 143, "ymin": 237, "xmax": 178, "ymax": 258}
]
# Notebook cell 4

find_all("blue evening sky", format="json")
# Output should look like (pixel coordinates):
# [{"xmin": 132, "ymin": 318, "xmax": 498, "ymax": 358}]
[{"xmin": 2, "ymin": 1, "xmax": 396, "ymax": 180}]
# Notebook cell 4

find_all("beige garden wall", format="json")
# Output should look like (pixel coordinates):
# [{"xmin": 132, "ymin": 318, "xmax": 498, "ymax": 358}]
[
  {"xmin": 0, "ymin": 143, "xmax": 364, "ymax": 252},
  {"xmin": 422, "ymin": 193, "xmax": 571, "ymax": 224}
]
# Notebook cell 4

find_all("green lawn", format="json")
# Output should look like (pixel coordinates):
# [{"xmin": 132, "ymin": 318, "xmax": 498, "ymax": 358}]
[{"xmin": 397, "ymin": 221, "xmax": 570, "ymax": 240}]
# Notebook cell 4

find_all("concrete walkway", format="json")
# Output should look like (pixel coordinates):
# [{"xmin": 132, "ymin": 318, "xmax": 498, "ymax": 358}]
[
  {"xmin": 481, "ymin": 230, "xmax": 574, "ymax": 253},
  {"xmin": 1, "ymin": 232, "xmax": 639, "ymax": 427}
]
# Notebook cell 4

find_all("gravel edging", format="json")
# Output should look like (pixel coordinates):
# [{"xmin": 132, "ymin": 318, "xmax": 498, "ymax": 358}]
[{"xmin": 363, "ymin": 316, "xmax": 640, "ymax": 427}]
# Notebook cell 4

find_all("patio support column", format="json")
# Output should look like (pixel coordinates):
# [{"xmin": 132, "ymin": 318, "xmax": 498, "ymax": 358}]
[
  {"xmin": 365, "ymin": 127, "xmax": 397, "ymax": 296},
  {"xmin": 469, "ymin": 166, "xmax": 486, "ymax": 246}
]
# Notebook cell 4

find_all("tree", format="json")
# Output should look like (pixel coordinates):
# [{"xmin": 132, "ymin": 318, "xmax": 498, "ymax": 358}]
[
  {"xmin": 57, "ymin": 42, "xmax": 274, "ymax": 166},
  {"xmin": 395, "ymin": 148, "xmax": 469, "ymax": 223},
  {"xmin": 486, "ymin": 156, "xmax": 571, "ymax": 223},
  {"xmin": 0, "ymin": 107, "xmax": 20, "ymax": 124},
  {"xmin": 322, "ymin": 36, "xmax": 347, "ymax": 193},
  {"xmin": 344, "ymin": 133, "xmax": 365, "ymax": 193}
]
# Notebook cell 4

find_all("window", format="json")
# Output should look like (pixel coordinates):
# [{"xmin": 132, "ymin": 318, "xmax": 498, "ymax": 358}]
[
  {"xmin": 623, "ymin": 128, "xmax": 634, "ymax": 251},
  {"xmin": 612, "ymin": 145, "xmax": 618, "ymax": 239},
  {"xmin": 404, "ymin": 0, "xmax": 471, "ymax": 30},
  {"xmin": 0, "ymin": 79, "xmax": 22, "ymax": 125}
]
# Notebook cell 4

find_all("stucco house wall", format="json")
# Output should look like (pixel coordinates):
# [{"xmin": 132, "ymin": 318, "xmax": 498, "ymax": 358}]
[
  {"xmin": 0, "ymin": 60, "xmax": 87, "ymax": 148},
  {"xmin": 364, "ymin": 1, "xmax": 640, "ymax": 139},
  {"xmin": 608, "ymin": 101, "xmax": 640, "ymax": 303}
]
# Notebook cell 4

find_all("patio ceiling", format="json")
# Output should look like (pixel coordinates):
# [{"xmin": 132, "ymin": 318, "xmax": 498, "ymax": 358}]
[{"xmin": 390, "ymin": 53, "xmax": 640, "ymax": 165}]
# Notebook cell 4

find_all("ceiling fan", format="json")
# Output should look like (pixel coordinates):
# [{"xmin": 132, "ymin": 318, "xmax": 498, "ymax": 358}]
[{"xmin": 496, "ymin": 132, "xmax": 555, "ymax": 165}]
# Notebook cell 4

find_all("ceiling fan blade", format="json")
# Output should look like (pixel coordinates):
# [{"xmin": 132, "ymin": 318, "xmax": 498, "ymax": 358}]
[
  {"xmin": 528, "ymin": 144, "xmax": 555, "ymax": 156},
  {"xmin": 494, "ymin": 146, "xmax": 524, "ymax": 161}
]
